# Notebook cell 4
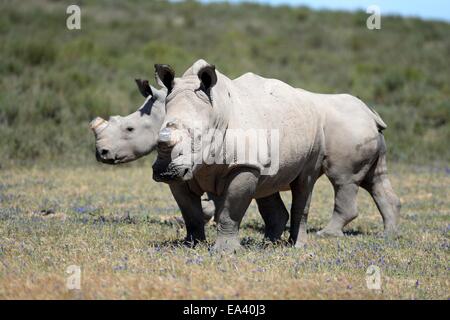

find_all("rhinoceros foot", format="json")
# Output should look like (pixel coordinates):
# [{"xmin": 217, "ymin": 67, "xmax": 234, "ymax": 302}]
[
  {"xmin": 316, "ymin": 228, "xmax": 344, "ymax": 238},
  {"xmin": 183, "ymin": 234, "xmax": 206, "ymax": 248},
  {"xmin": 293, "ymin": 240, "xmax": 308, "ymax": 249},
  {"xmin": 383, "ymin": 227, "xmax": 401, "ymax": 240},
  {"xmin": 210, "ymin": 237, "xmax": 242, "ymax": 254}
]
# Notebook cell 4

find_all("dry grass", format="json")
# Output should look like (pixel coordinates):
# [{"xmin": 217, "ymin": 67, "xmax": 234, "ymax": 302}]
[{"xmin": 0, "ymin": 162, "xmax": 448, "ymax": 299}]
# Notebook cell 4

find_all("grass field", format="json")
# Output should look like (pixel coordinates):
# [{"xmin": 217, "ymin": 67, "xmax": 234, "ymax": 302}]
[{"xmin": 0, "ymin": 162, "xmax": 448, "ymax": 299}]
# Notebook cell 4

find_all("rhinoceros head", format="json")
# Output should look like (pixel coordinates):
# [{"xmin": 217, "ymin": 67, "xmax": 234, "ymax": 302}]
[
  {"xmin": 90, "ymin": 79, "xmax": 166, "ymax": 164},
  {"xmin": 152, "ymin": 60, "xmax": 226, "ymax": 182}
]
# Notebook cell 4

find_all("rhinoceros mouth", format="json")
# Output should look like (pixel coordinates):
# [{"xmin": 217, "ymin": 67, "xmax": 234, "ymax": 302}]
[
  {"xmin": 113, "ymin": 155, "xmax": 129, "ymax": 164},
  {"xmin": 152, "ymin": 160, "xmax": 192, "ymax": 183},
  {"xmin": 95, "ymin": 149, "xmax": 129, "ymax": 165}
]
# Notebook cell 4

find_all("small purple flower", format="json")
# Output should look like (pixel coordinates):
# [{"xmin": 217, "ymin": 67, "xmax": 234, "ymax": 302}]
[
  {"xmin": 74, "ymin": 206, "xmax": 88, "ymax": 213},
  {"xmin": 73, "ymin": 206, "xmax": 98, "ymax": 214},
  {"xmin": 113, "ymin": 263, "xmax": 127, "ymax": 271},
  {"xmin": 186, "ymin": 256, "xmax": 204, "ymax": 265}
]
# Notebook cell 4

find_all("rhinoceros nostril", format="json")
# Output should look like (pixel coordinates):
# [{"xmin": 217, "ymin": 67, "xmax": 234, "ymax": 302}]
[
  {"xmin": 166, "ymin": 121, "xmax": 177, "ymax": 128},
  {"xmin": 100, "ymin": 149, "xmax": 109, "ymax": 156}
]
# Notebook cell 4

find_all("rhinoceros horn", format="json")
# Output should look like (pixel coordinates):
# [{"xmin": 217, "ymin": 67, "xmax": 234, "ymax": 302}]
[
  {"xmin": 158, "ymin": 122, "xmax": 184, "ymax": 148},
  {"xmin": 90, "ymin": 117, "xmax": 109, "ymax": 134}
]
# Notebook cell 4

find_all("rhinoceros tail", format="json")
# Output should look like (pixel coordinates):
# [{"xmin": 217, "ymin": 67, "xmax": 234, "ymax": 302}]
[{"xmin": 368, "ymin": 106, "xmax": 387, "ymax": 131}]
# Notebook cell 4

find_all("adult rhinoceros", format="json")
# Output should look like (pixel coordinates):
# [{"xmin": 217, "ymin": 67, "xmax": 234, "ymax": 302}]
[
  {"xmin": 89, "ymin": 78, "xmax": 288, "ymax": 242},
  {"xmin": 153, "ymin": 59, "xmax": 401, "ymax": 252}
]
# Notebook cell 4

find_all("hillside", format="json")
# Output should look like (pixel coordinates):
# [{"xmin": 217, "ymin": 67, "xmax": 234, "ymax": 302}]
[{"xmin": 1, "ymin": 0, "xmax": 449, "ymax": 166}]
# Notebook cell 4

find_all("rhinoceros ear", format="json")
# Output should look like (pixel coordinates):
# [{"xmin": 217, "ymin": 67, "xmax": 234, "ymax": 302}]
[
  {"xmin": 154, "ymin": 64, "xmax": 175, "ymax": 92},
  {"xmin": 197, "ymin": 64, "xmax": 217, "ymax": 93},
  {"xmin": 135, "ymin": 79, "xmax": 153, "ymax": 98}
]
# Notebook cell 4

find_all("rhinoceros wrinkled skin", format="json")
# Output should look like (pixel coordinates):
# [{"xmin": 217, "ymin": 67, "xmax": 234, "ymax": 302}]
[
  {"xmin": 90, "ymin": 79, "xmax": 288, "ymax": 242},
  {"xmin": 153, "ymin": 59, "xmax": 401, "ymax": 252}
]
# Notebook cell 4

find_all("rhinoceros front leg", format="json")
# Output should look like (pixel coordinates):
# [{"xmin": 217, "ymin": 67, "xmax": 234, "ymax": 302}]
[
  {"xmin": 256, "ymin": 192, "xmax": 289, "ymax": 242},
  {"xmin": 212, "ymin": 169, "xmax": 259, "ymax": 253},
  {"xmin": 169, "ymin": 182, "xmax": 205, "ymax": 246},
  {"xmin": 204, "ymin": 192, "xmax": 289, "ymax": 242}
]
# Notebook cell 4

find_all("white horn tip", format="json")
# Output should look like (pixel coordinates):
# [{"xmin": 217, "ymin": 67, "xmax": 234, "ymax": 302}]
[{"xmin": 90, "ymin": 117, "xmax": 108, "ymax": 132}]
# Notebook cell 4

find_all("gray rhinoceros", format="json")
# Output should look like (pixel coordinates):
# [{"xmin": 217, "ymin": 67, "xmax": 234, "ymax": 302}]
[
  {"xmin": 90, "ymin": 79, "xmax": 165, "ymax": 164},
  {"xmin": 90, "ymin": 79, "xmax": 216, "ymax": 224},
  {"xmin": 89, "ymin": 78, "xmax": 288, "ymax": 242},
  {"xmin": 153, "ymin": 59, "xmax": 401, "ymax": 252}
]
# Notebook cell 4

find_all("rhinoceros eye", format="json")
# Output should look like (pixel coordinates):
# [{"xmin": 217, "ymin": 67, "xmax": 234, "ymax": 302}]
[{"xmin": 126, "ymin": 127, "xmax": 134, "ymax": 132}]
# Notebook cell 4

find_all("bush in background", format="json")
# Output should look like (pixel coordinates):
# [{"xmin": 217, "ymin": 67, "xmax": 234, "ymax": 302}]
[{"xmin": 0, "ymin": 0, "xmax": 449, "ymax": 167}]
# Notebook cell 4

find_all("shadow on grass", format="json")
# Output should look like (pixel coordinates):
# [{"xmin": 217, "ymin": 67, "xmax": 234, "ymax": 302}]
[
  {"xmin": 343, "ymin": 229, "xmax": 365, "ymax": 236},
  {"xmin": 147, "ymin": 238, "xmax": 196, "ymax": 250},
  {"xmin": 146, "ymin": 237, "xmax": 292, "ymax": 251},
  {"xmin": 74, "ymin": 214, "xmax": 187, "ymax": 227},
  {"xmin": 243, "ymin": 222, "xmax": 368, "ymax": 237},
  {"xmin": 305, "ymin": 226, "xmax": 369, "ymax": 237},
  {"xmin": 74, "ymin": 214, "xmax": 137, "ymax": 225}
]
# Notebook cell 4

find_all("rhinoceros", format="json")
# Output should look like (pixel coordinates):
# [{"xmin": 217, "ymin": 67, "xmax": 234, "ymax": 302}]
[
  {"xmin": 89, "ymin": 78, "xmax": 288, "ymax": 242},
  {"xmin": 90, "ymin": 79, "xmax": 165, "ymax": 164},
  {"xmin": 153, "ymin": 59, "xmax": 401, "ymax": 252},
  {"xmin": 90, "ymin": 79, "xmax": 216, "ymax": 224}
]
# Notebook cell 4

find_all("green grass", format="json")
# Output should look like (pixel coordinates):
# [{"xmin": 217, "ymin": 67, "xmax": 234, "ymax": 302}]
[
  {"xmin": 0, "ymin": 162, "xmax": 448, "ymax": 299},
  {"xmin": 0, "ymin": 0, "xmax": 449, "ymax": 166}
]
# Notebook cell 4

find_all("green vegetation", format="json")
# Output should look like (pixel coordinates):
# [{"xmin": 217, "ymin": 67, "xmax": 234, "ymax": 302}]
[
  {"xmin": 0, "ymin": 164, "xmax": 448, "ymax": 299},
  {"xmin": 0, "ymin": 0, "xmax": 449, "ymax": 166}
]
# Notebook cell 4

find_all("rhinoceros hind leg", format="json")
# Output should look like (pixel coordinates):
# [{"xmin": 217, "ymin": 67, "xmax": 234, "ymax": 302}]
[
  {"xmin": 361, "ymin": 153, "xmax": 401, "ymax": 237},
  {"xmin": 317, "ymin": 183, "xmax": 359, "ymax": 237},
  {"xmin": 256, "ymin": 193, "xmax": 289, "ymax": 242},
  {"xmin": 289, "ymin": 174, "xmax": 320, "ymax": 248}
]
